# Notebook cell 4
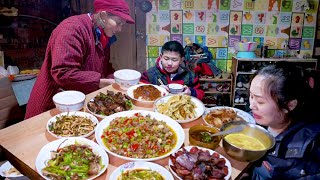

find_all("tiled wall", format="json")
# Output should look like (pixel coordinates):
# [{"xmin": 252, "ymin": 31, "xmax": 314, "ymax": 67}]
[{"xmin": 146, "ymin": 0, "xmax": 319, "ymax": 72}]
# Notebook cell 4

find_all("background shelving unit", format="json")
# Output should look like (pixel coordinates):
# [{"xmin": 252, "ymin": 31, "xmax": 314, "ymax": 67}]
[
  {"xmin": 200, "ymin": 77, "xmax": 233, "ymax": 107},
  {"xmin": 232, "ymin": 57, "xmax": 318, "ymax": 112}
]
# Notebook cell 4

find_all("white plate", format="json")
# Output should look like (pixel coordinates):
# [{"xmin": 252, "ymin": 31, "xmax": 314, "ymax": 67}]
[
  {"xmin": 126, "ymin": 84, "xmax": 168, "ymax": 103},
  {"xmin": 46, "ymin": 111, "xmax": 99, "ymax": 138},
  {"xmin": 154, "ymin": 95, "xmax": 205, "ymax": 123},
  {"xmin": 168, "ymin": 146, "xmax": 232, "ymax": 180},
  {"xmin": 0, "ymin": 161, "xmax": 23, "ymax": 178},
  {"xmin": 12, "ymin": 74, "xmax": 37, "ymax": 81},
  {"xmin": 95, "ymin": 110, "xmax": 185, "ymax": 161},
  {"xmin": 203, "ymin": 106, "xmax": 256, "ymax": 128},
  {"xmin": 35, "ymin": 137, "xmax": 109, "ymax": 180},
  {"xmin": 109, "ymin": 161, "xmax": 174, "ymax": 180}
]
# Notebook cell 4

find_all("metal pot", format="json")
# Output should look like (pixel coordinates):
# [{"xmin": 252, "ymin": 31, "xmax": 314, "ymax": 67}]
[{"xmin": 221, "ymin": 121, "xmax": 275, "ymax": 162}]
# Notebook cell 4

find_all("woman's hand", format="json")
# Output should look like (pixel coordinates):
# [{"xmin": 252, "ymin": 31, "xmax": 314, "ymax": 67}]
[{"xmin": 99, "ymin": 78, "xmax": 115, "ymax": 88}]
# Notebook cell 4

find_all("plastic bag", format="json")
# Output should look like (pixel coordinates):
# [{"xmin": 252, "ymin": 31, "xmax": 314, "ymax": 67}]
[
  {"xmin": 7, "ymin": 66, "xmax": 19, "ymax": 75},
  {"xmin": 0, "ymin": 66, "xmax": 9, "ymax": 77}
]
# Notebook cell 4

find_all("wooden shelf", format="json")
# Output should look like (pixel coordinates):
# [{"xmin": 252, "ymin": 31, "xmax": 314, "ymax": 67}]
[
  {"xmin": 200, "ymin": 78, "xmax": 232, "ymax": 82},
  {"xmin": 205, "ymin": 89, "xmax": 231, "ymax": 94},
  {"xmin": 204, "ymin": 104, "xmax": 217, "ymax": 107},
  {"xmin": 234, "ymin": 103, "xmax": 247, "ymax": 106},
  {"xmin": 237, "ymin": 72, "xmax": 254, "ymax": 75}
]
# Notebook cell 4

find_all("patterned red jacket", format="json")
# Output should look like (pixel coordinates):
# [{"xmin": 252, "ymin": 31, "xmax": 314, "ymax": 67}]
[
  {"xmin": 141, "ymin": 57, "xmax": 204, "ymax": 100},
  {"xmin": 25, "ymin": 14, "xmax": 114, "ymax": 119}
]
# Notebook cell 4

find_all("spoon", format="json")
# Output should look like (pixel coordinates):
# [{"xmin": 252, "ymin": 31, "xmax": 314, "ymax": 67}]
[{"xmin": 203, "ymin": 124, "xmax": 245, "ymax": 137}]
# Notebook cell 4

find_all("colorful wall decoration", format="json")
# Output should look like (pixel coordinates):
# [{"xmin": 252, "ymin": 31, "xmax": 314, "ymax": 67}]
[{"xmin": 145, "ymin": 0, "xmax": 319, "ymax": 72}]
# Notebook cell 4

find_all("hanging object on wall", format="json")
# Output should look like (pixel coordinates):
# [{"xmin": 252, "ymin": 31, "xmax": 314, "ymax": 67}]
[{"xmin": 139, "ymin": 1, "xmax": 152, "ymax": 13}]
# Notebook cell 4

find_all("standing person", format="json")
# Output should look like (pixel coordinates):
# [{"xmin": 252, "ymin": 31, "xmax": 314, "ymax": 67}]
[
  {"xmin": 141, "ymin": 41, "xmax": 204, "ymax": 100},
  {"xmin": 249, "ymin": 62, "xmax": 320, "ymax": 179},
  {"xmin": 25, "ymin": 0, "xmax": 134, "ymax": 119}
]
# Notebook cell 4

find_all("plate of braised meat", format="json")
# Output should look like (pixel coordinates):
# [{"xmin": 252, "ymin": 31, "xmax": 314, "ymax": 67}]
[
  {"xmin": 169, "ymin": 146, "xmax": 231, "ymax": 180},
  {"xmin": 86, "ymin": 91, "xmax": 133, "ymax": 118}
]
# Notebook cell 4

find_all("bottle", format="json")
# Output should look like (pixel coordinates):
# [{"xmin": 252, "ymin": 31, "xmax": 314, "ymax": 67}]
[{"xmin": 263, "ymin": 46, "xmax": 268, "ymax": 58}]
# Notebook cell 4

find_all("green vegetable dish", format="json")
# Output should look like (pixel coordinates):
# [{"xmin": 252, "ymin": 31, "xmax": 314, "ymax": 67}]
[
  {"xmin": 101, "ymin": 113, "xmax": 177, "ymax": 159},
  {"xmin": 118, "ymin": 169, "xmax": 164, "ymax": 180},
  {"xmin": 42, "ymin": 143, "xmax": 104, "ymax": 180}
]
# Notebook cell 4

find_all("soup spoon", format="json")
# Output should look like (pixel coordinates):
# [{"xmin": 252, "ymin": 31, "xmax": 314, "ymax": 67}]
[{"xmin": 207, "ymin": 124, "xmax": 245, "ymax": 137}]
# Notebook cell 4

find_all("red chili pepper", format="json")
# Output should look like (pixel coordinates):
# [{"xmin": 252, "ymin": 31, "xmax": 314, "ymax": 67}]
[
  {"xmin": 126, "ymin": 130, "xmax": 135, "ymax": 138},
  {"xmin": 130, "ymin": 144, "xmax": 139, "ymax": 151},
  {"xmin": 101, "ymin": 135, "xmax": 105, "ymax": 139},
  {"xmin": 134, "ymin": 113, "xmax": 139, "ymax": 116},
  {"xmin": 108, "ymin": 139, "xmax": 112, "ymax": 143}
]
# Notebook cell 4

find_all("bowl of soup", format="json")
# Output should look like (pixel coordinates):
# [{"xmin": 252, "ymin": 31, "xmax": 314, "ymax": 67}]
[
  {"xmin": 221, "ymin": 121, "xmax": 275, "ymax": 162},
  {"xmin": 189, "ymin": 125, "xmax": 222, "ymax": 150}
]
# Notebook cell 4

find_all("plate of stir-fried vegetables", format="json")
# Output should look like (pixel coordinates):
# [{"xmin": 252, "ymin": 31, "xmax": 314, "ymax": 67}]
[
  {"xmin": 110, "ymin": 161, "xmax": 174, "ymax": 180},
  {"xmin": 95, "ymin": 110, "xmax": 185, "ymax": 161},
  {"xmin": 36, "ymin": 137, "xmax": 108, "ymax": 180},
  {"xmin": 46, "ymin": 111, "xmax": 98, "ymax": 138}
]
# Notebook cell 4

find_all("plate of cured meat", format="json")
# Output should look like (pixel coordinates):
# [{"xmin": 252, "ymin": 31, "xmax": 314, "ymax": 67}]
[
  {"xmin": 168, "ymin": 146, "xmax": 231, "ymax": 180},
  {"xmin": 127, "ymin": 84, "xmax": 168, "ymax": 107},
  {"xmin": 86, "ymin": 90, "xmax": 133, "ymax": 119}
]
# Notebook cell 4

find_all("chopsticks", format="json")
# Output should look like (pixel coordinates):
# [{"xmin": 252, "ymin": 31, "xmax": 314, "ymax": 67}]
[{"xmin": 158, "ymin": 78, "xmax": 165, "ymax": 86}]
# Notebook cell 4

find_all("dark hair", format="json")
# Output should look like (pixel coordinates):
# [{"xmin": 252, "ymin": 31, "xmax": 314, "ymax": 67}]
[
  {"xmin": 161, "ymin": 41, "xmax": 184, "ymax": 57},
  {"xmin": 254, "ymin": 62, "xmax": 315, "ymax": 121}
]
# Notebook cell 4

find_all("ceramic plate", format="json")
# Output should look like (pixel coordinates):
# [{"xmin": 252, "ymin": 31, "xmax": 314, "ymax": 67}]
[
  {"xmin": 86, "ymin": 92, "xmax": 133, "ymax": 119},
  {"xmin": 126, "ymin": 84, "xmax": 168, "ymax": 103},
  {"xmin": 154, "ymin": 95, "xmax": 205, "ymax": 123},
  {"xmin": 0, "ymin": 161, "xmax": 23, "ymax": 178},
  {"xmin": 109, "ymin": 161, "xmax": 174, "ymax": 180},
  {"xmin": 35, "ymin": 137, "xmax": 108, "ymax": 180},
  {"xmin": 46, "ymin": 111, "xmax": 98, "ymax": 138},
  {"xmin": 95, "ymin": 110, "xmax": 185, "ymax": 161},
  {"xmin": 12, "ymin": 74, "xmax": 37, "ymax": 81},
  {"xmin": 168, "ymin": 146, "xmax": 232, "ymax": 180},
  {"xmin": 202, "ymin": 106, "xmax": 255, "ymax": 128}
]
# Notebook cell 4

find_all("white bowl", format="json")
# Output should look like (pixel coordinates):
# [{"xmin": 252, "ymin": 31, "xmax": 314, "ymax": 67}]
[
  {"xmin": 114, "ymin": 69, "xmax": 141, "ymax": 90},
  {"xmin": 234, "ymin": 42, "xmax": 258, "ymax": 52},
  {"xmin": 95, "ymin": 110, "xmax": 185, "ymax": 161},
  {"xmin": 46, "ymin": 111, "xmax": 98, "ymax": 138},
  {"xmin": 35, "ymin": 137, "xmax": 109, "ymax": 180},
  {"xmin": 52, "ymin": 91, "xmax": 85, "ymax": 112},
  {"xmin": 168, "ymin": 83, "xmax": 184, "ymax": 94},
  {"xmin": 110, "ymin": 161, "xmax": 174, "ymax": 180}
]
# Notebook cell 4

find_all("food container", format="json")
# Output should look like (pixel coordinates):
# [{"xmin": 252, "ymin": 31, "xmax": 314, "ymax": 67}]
[
  {"xmin": 189, "ymin": 125, "xmax": 222, "ymax": 150},
  {"xmin": 234, "ymin": 42, "xmax": 258, "ymax": 52},
  {"xmin": 52, "ymin": 91, "xmax": 85, "ymax": 112},
  {"xmin": 114, "ymin": 69, "xmax": 141, "ymax": 90},
  {"xmin": 221, "ymin": 121, "xmax": 275, "ymax": 162},
  {"xmin": 168, "ymin": 83, "xmax": 184, "ymax": 94}
]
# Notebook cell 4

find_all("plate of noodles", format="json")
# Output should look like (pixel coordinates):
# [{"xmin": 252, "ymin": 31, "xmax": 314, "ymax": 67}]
[
  {"xmin": 154, "ymin": 95, "xmax": 205, "ymax": 123},
  {"xmin": 202, "ymin": 106, "xmax": 255, "ymax": 129},
  {"xmin": 127, "ymin": 84, "xmax": 168, "ymax": 103},
  {"xmin": 47, "ymin": 111, "xmax": 98, "ymax": 138},
  {"xmin": 110, "ymin": 161, "xmax": 174, "ymax": 180}
]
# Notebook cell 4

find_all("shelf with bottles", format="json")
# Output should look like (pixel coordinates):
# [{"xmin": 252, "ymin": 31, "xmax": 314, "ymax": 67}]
[{"xmin": 202, "ymin": 94, "xmax": 232, "ymax": 107}]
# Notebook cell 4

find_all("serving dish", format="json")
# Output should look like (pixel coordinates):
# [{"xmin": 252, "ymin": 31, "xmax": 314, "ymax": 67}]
[
  {"xmin": 221, "ymin": 121, "xmax": 275, "ymax": 162},
  {"xmin": 95, "ymin": 110, "xmax": 185, "ymax": 161},
  {"xmin": 86, "ymin": 91, "xmax": 133, "ymax": 119},
  {"xmin": 168, "ymin": 146, "xmax": 232, "ymax": 180},
  {"xmin": 109, "ymin": 161, "xmax": 174, "ymax": 180},
  {"xmin": 46, "ymin": 111, "xmax": 98, "ymax": 138},
  {"xmin": 189, "ymin": 125, "xmax": 222, "ymax": 150},
  {"xmin": 35, "ymin": 137, "xmax": 108, "ymax": 180},
  {"xmin": 126, "ymin": 84, "xmax": 168, "ymax": 105},
  {"xmin": 0, "ymin": 161, "xmax": 23, "ymax": 178},
  {"xmin": 154, "ymin": 94, "xmax": 205, "ymax": 123},
  {"xmin": 203, "ymin": 106, "xmax": 255, "ymax": 128}
]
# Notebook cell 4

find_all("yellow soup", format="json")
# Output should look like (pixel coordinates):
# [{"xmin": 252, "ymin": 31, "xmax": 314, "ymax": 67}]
[{"xmin": 225, "ymin": 133, "xmax": 265, "ymax": 151}]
